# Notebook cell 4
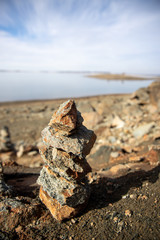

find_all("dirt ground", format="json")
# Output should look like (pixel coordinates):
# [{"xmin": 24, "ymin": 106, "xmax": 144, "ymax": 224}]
[
  {"xmin": 0, "ymin": 81, "xmax": 160, "ymax": 239},
  {"xmin": 1, "ymin": 164, "xmax": 160, "ymax": 240}
]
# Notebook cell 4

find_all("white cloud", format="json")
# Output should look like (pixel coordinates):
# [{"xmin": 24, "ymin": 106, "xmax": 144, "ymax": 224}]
[{"xmin": 0, "ymin": 0, "xmax": 160, "ymax": 74}]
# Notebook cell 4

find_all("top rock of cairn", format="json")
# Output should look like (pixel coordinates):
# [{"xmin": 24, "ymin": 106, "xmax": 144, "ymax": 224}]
[
  {"xmin": 49, "ymin": 100, "xmax": 82, "ymax": 136},
  {"xmin": 37, "ymin": 100, "xmax": 96, "ymax": 221}
]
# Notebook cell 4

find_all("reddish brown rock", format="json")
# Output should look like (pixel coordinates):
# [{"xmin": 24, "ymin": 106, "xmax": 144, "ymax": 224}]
[
  {"xmin": 49, "ymin": 100, "xmax": 78, "ymax": 135},
  {"xmin": 37, "ymin": 100, "xmax": 96, "ymax": 221},
  {"xmin": 39, "ymin": 186, "xmax": 88, "ymax": 221}
]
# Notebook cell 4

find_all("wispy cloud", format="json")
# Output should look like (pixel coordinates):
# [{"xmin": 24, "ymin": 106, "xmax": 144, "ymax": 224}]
[{"xmin": 0, "ymin": 0, "xmax": 160, "ymax": 73}]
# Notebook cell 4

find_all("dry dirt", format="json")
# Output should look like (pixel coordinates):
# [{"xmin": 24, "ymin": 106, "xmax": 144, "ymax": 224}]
[{"xmin": 0, "ymin": 81, "xmax": 160, "ymax": 239}]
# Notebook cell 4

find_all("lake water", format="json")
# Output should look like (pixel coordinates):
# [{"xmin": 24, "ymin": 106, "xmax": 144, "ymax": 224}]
[{"xmin": 0, "ymin": 72, "xmax": 153, "ymax": 102}]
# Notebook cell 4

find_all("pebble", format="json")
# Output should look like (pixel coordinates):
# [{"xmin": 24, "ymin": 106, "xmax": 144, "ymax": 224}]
[
  {"xmin": 117, "ymin": 221, "xmax": 124, "ymax": 232},
  {"xmin": 27, "ymin": 150, "xmax": 38, "ymax": 156},
  {"xmin": 113, "ymin": 216, "xmax": 119, "ymax": 223},
  {"xmin": 125, "ymin": 210, "xmax": 132, "ymax": 217},
  {"xmin": 130, "ymin": 194, "xmax": 137, "ymax": 199},
  {"xmin": 122, "ymin": 194, "xmax": 129, "ymax": 199},
  {"xmin": 111, "ymin": 152, "xmax": 119, "ymax": 158},
  {"xmin": 71, "ymin": 219, "xmax": 76, "ymax": 224},
  {"xmin": 17, "ymin": 145, "xmax": 24, "ymax": 158}
]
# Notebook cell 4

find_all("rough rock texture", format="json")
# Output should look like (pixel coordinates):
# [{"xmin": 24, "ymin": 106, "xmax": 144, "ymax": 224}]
[
  {"xmin": 37, "ymin": 100, "xmax": 96, "ymax": 221},
  {"xmin": 0, "ymin": 162, "xmax": 12, "ymax": 196}
]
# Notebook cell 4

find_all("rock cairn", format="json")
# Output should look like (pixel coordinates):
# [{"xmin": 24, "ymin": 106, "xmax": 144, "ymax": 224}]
[
  {"xmin": 37, "ymin": 100, "xmax": 96, "ymax": 221},
  {"xmin": 0, "ymin": 162, "xmax": 11, "ymax": 196},
  {"xmin": 0, "ymin": 126, "xmax": 14, "ymax": 152}
]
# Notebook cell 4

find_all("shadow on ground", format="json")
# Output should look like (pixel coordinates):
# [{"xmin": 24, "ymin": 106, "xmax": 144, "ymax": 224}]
[{"xmin": 86, "ymin": 164, "xmax": 160, "ymax": 213}]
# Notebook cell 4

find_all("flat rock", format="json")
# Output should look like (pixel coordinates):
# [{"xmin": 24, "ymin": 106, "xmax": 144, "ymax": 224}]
[
  {"xmin": 82, "ymin": 111, "xmax": 103, "ymax": 129},
  {"xmin": 37, "ymin": 166, "xmax": 90, "ymax": 207},
  {"xmin": 133, "ymin": 122, "xmax": 155, "ymax": 138},
  {"xmin": 42, "ymin": 125, "xmax": 96, "ymax": 158},
  {"xmin": 39, "ymin": 144, "xmax": 91, "ymax": 179},
  {"xmin": 39, "ymin": 186, "xmax": 88, "ymax": 221}
]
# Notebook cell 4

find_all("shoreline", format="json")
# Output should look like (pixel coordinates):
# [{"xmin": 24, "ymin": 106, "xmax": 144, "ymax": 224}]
[
  {"xmin": 0, "ymin": 92, "xmax": 129, "ymax": 106},
  {"xmin": 87, "ymin": 73, "xmax": 157, "ymax": 80}
]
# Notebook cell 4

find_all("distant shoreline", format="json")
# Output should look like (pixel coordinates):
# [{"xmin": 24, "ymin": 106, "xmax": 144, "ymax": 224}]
[
  {"xmin": 0, "ymin": 93, "xmax": 129, "ymax": 106},
  {"xmin": 88, "ymin": 73, "xmax": 158, "ymax": 81}
]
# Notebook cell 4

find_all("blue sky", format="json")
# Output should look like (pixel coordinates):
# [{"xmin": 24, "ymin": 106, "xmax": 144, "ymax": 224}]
[{"xmin": 0, "ymin": 0, "xmax": 160, "ymax": 74}]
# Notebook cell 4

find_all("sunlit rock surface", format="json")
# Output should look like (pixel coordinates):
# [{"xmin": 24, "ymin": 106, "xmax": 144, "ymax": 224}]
[{"xmin": 37, "ymin": 100, "xmax": 96, "ymax": 221}]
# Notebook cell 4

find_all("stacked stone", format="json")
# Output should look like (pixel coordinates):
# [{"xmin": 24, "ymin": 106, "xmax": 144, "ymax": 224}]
[
  {"xmin": 37, "ymin": 100, "xmax": 96, "ymax": 221},
  {"xmin": 0, "ymin": 126, "xmax": 14, "ymax": 152},
  {"xmin": 0, "ymin": 162, "xmax": 11, "ymax": 196}
]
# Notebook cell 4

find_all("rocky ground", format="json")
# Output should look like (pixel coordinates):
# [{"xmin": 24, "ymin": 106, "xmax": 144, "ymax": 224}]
[{"xmin": 0, "ymin": 81, "xmax": 160, "ymax": 239}]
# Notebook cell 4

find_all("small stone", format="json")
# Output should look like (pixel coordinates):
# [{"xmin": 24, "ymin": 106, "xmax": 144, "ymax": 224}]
[
  {"xmin": 111, "ymin": 152, "xmax": 119, "ymax": 158},
  {"xmin": 125, "ymin": 210, "xmax": 132, "ymax": 217},
  {"xmin": 117, "ymin": 221, "xmax": 124, "ymax": 233},
  {"xmin": 107, "ymin": 164, "xmax": 130, "ymax": 177},
  {"xmin": 130, "ymin": 194, "xmax": 137, "ymax": 199},
  {"xmin": 108, "ymin": 136, "xmax": 116, "ymax": 143},
  {"xmin": 141, "ymin": 195, "xmax": 148, "ymax": 200},
  {"xmin": 17, "ymin": 145, "xmax": 24, "ymax": 158},
  {"xmin": 27, "ymin": 150, "xmax": 38, "ymax": 156},
  {"xmin": 122, "ymin": 194, "xmax": 129, "ymax": 199},
  {"xmin": 0, "ymin": 126, "xmax": 14, "ymax": 152},
  {"xmin": 49, "ymin": 100, "xmax": 78, "ymax": 135},
  {"xmin": 133, "ymin": 122, "xmax": 155, "ymax": 138},
  {"xmin": 111, "ymin": 116, "xmax": 125, "ymax": 129},
  {"xmin": 82, "ymin": 111, "xmax": 103, "ymax": 129},
  {"xmin": 113, "ymin": 216, "xmax": 118, "ymax": 223},
  {"xmin": 71, "ymin": 218, "xmax": 76, "ymax": 224},
  {"xmin": 15, "ymin": 225, "xmax": 23, "ymax": 233}
]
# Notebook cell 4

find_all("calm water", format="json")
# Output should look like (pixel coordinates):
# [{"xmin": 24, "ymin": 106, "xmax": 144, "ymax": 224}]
[{"xmin": 0, "ymin": 72, "xmax": 153, "ymax": 102}]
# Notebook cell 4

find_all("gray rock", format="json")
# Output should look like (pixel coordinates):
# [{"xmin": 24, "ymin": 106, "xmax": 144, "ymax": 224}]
[
  {"xmin": 108, "ymin": 136, "xmax": 116, "ymax": 143},
  {"xmin": 91, "ymin": 145, "xmax": 111, "ymax": 165},
  {"xmin": 0, "ymin": 162, "xmax": 12, "ymax": 196},
  {"xmin": 111, "ymin": 152, "xmax": 119, "ymax": 158},
  {"xmin": 39, "ymin": 145, "xmax": 91, "ymax": 178},
  {"xmin": 133, "ymin": 122, "xmax": 155, "ymax": 138},
  {"xmin": 42, "ymin": 125, "xmax": 96, "ymax": 158},
  {"xmin": 37, "ymin": 166, "xmax": 89, "ymax": 207},
  {"xmin": 131, "ymin": 87, "xmax": 150, "ymax": 104},
  {"xmin": 0, "ymin": 126, "xmax": 14, "ymax": 152}
]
